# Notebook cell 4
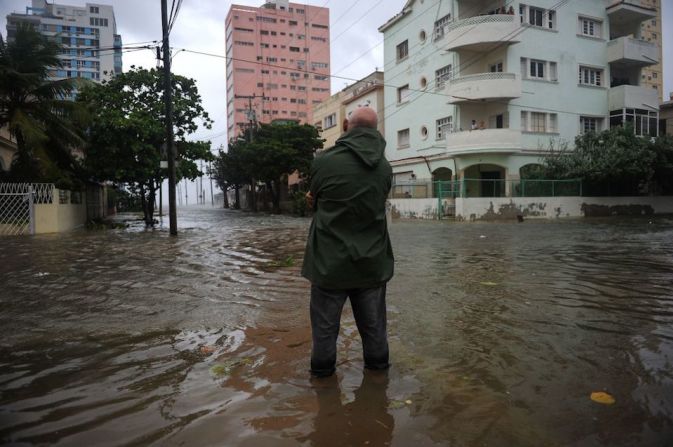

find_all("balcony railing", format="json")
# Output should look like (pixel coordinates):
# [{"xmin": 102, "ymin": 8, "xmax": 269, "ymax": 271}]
[
  {"xmin": 442, "ymin": 14, "xmax": 521, "ymax": 51},
  {"xmin": 607, "ymin": 36, "xmax": 659, "ymax": 67},
  {"xmin": 447, "ymin": 72, "xmax": 521, "ymax": 103}
]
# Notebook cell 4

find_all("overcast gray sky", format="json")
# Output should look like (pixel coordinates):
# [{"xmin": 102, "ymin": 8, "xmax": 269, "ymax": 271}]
[{"xmin": 1, "ymin": 0, "xmax": 672, "ymax": 201}]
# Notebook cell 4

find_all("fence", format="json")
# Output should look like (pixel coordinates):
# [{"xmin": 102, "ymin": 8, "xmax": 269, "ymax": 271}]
[
  {"xmin": 0, "ymin": 183, "xmax": 54, "ymax": 236},
  {"xmin": 392, "ymin": 178, "xmax": 582, "ymax": 200}
]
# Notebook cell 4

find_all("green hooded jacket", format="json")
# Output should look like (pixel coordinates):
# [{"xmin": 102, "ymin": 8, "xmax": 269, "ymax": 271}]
[{"xmin": 301, "ymin": 126, "xmax": 394, "ymax": 289}]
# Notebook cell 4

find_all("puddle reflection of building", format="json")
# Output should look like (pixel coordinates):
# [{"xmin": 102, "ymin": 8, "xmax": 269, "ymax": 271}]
[{"xmin": 306, "ymin": 371, "xmax": 394, "ymax": 446}]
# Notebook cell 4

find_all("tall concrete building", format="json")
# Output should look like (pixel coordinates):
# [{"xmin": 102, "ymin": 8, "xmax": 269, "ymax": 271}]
[
  {"xmin": 6, "ymin": 0, "xmax": 122, "ymax": 87},
  {"xmin": 225, "ymin": 0, "xmax": 330, "ymax": 141},
  {"xmin": 379, "ymin": 0, "xmax": 661, "ymax": 195},
  {"xmin": 639, "ymin": 0, "xmax": 662, "ymax": 99}
]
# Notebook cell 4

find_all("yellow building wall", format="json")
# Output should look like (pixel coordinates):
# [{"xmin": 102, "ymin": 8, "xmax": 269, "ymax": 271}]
[{"xmin": 34, "ymin": 189, "xmax": 87, "ymax": 234}]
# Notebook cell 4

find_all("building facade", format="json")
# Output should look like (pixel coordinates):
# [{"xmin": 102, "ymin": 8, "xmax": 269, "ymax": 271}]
[
  {"xmin": 639, "ymin": 0, "xmax": 662, "ymax": 99},
  {"xmin": 660, "ymin": 93, "xmax": 673, "ymax": 136},
  {"xmin": 6, "ymin": 0, "xmax": 122, "ymax": 89},
  {"xmin": 379, "ymin": 0, "xmax": 660, "ymax": 195},
  {"xmin": 313, "ymin": 71, "xmax": 384, "ymax": 149},
  {"xmin": 225, "ymin": 0, "xmax": 330, "ymax": 141}
]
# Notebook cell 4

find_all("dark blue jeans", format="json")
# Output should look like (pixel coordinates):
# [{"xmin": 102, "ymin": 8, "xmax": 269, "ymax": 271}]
[{"xmin": 310, "ymin": 283, "xmax": 389, "ymax": 377}]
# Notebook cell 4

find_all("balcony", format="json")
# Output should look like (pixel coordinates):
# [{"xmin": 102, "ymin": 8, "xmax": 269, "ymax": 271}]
[
  {"xmin": 442, "ymin": 14, "xmax": 521, "ymax": 52},
  {"xmin": 607, "ymin": 37, "xmax": 659, "ymax": 68},
  {"xmin": 607, "ymin": 1, "xmax": 656, "ymax": 38},
  {"xmin": 446, "ymin": 128, "xmax": 521, "ymax": 155},
  {"xmin": 446, "ymin": 72, "xmax": 521, "ymax": 104},
  {"xmin": 608, "ymin": 84, "xmax": 660, "ymax": 111}
]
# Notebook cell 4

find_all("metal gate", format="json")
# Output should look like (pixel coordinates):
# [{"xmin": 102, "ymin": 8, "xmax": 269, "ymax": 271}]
[{"xmin": 0, "ymin": 183, "xmax": 54, "ymax": 236}]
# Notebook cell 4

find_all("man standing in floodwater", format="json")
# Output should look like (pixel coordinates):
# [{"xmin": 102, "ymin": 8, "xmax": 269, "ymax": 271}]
[{"xmin": 302, "ymin": 107, "xmax": 395, "ymax": 378}]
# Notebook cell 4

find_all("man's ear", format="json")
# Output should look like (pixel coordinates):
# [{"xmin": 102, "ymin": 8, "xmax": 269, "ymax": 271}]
[{"xmin": 342, "ymin": 119, "xmax": 349, "ymax": 132}]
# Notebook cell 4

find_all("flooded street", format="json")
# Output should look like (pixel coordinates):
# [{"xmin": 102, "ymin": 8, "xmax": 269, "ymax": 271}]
[{"xmin": 1, "ymin": 208, "xmax": 673, "ymax": 446}]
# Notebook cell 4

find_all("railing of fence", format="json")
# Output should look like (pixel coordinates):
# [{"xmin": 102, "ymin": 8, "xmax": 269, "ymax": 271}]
[
  {"xmin": 390, "ymin": 179, "xmax": 583, "ymax": 200},
  {"xmin": 0, "ymin": 183, "xmax": 55, "ymax": 204}
]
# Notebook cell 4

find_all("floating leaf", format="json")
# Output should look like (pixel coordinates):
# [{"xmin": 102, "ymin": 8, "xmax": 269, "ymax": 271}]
[
  {"xmin": 269, "ymin": 255, "xmax": 295, "ymax": 268},
  {"xmin": 388, "ymin": 400, "xmax": 406, "ymax": 410},
  {"xmin": 210, "ymin": 364, "xmax": 230, "ymax": 376},
  {"xmin": 590, "ymin": 391, "xmax": 615, "ymax": 405}
]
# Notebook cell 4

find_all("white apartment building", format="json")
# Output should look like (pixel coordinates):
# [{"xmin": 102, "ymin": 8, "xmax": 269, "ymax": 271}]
[
  {"xmin": 6, "ymin": 0, "xmax": 122, "ymax": 87},
  {"xmin": 379, "ymin": 0, "xmax": 660, "ymax": 196}
]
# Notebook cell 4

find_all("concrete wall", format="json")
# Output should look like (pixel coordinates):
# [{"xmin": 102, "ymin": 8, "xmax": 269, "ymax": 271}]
[
  {"xmin": 34, "ymin": 189, "xmax": 87, "ymax": 233},
  {"xmin": 389, "ymin": 198, "xmax": 454, "ymax": 220},
  {"xmin": 454, "ymin": 196, "xmax": 673, "ymax": 221}
]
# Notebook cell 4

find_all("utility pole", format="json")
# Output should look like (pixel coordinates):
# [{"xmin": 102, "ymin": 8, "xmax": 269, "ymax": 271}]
[
  {"xmin": 209, "ymin": 161, "xmax": 214, "ymax": 206},
  {"xmin": 235, "ymin": 94, "xmax": 257, "ymax": 211},
  {"xmin": 161, "ymin": 0, "xmax": 177, "ymax": 235}
]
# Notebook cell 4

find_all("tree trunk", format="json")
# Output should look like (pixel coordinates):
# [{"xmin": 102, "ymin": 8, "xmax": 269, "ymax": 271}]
[
  {"xmin": 223, "ymin": 186, "xmax": 230, "ymax": 208},
  {"xmin": 266, "ymin": 180, "xmax": 280, "ymax": 214},
  {"xmin": 147, "ymin": 185, "xmax": 156, "ymax": 225},
  {"xmin": 234, "ymin": 186, "xmax": 241, "ymax": 209},
  {"xmin": 250, "ymin": 179, "xmax": 258, "ymax": 212},
  {"xmin": 139, "ymin": 185, "xmax": 150, "ymax": 225}
]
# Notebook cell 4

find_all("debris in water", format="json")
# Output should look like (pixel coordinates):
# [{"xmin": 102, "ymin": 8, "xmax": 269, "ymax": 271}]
[
  {"xmin": 590, "ymin": 391, "xmax": 616, "ymax": 405},
  {"xmin": 34, "ymin": 272, "xmax": 50, "ymax": 277},
  {"xmin": 199, "ymin": 345, "xmax": 216, "ymax": 355},
  {"xmin": 480, "ymin": 281, "xmax": 498, "ymax": 286}
]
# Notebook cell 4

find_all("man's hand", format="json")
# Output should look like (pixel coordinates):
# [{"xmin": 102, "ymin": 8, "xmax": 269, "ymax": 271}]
[{"xmin": 305, "ymin": 191, "xmax": 314, "ymax": 209}]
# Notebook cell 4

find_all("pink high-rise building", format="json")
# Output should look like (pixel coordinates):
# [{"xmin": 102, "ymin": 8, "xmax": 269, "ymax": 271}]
[{"xmin": 225, "ymin": 0, "xmax": 330, "ymax": 140}]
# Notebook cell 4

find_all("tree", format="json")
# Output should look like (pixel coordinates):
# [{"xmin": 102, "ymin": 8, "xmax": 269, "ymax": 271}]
[
  {"xmin": 211, "ymin": 143, "xmax": 249, "ymax": 209},
  {"xmin": 78, "ymin": 67, "xmax": 213, "ymax": 225},
  {"xmin": 0, "ymin": 24, "xmax": 83, "ymax": 186},
  {"xmin": 245, "ymin": 123, "xmax": 323, "ymax": 213},
  {"xmin": 542, "ymin": 126, "xmax": 660, "ymax": 195},
  {"xmin": 649, "ymin": 135, "xmax": 673, "ymax": 195}
]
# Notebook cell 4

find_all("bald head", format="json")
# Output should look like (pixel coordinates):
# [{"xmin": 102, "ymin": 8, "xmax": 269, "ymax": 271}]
[{"xmin": 347, "ymin": 107, "xmax": 378, "ymax": 130}]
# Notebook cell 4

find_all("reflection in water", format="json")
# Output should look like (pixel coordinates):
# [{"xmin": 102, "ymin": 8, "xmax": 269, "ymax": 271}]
[
  {"xmin": 305, "ymin": 372, "xmax": 394, "ymax": 447},
  {"xmin": 1, "ymin": 210, "xmax": 673, "ymax": 446}
]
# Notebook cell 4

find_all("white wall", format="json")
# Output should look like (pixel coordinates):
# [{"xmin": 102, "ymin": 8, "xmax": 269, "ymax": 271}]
[{"xmin": 455, "ymin": 196, "xmax": 673, "ymax": 221}]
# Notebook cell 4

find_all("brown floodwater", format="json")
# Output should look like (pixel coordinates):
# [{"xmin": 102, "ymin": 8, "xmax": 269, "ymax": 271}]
[{"xmin": 1, "ymin": 208, "xmax": 673, "ymax": 446}]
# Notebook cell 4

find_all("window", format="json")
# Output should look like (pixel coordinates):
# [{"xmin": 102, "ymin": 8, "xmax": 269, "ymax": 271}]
[
  {"xmin": 234, "ymin": 27, "xmax": 254, "ymax": 33},
  {"xmin": 234, "ymin": 41, "xmax": 254, "ymax": 46},
  {"xmin": 521, "ymin": 111, "xmax": 558, "ymax": 133},
  {"xmin": 434, "ymin": 13, "xmax": 451, "ymax": 40},
  {"xmin": 579, "ymin": 66, "xmax": 603, "ymax": 87},
  {"xmin": 89, "ymin": 17, "xmax": 108, "ymax": 27},
  {"xmin": 290, "ymin": 46, "xmax": 300, "ymax": 52},
  {"xmin": 312, "ymin": 62, "xmax": 329, "ymax": 69},
  {"xmin": 396, "ymin": 40, "xmax": 409, "ymax": 62},
  {"xmin": 435, "ymin": 64, "xmax": 452, "ymax": 88},
  {"xmin": 520, "ymin": 4, "xmax": 555, "ymax": 30},
  {"xmin": 312, "ymin": 24, "xmax": 328, "ymax": 29},
  {"xmin": 324, "ymin": 113, "xmax": 336, "ymax": 129},
  {"xmin": 521, "ymin": 58, "xmax": 557, "ymax": 81},
  {"xmin": 610, "ymin": 108, "xmax": 658, "ymax": 137},
  {"xmin": 580, "ymin": 116, "xmax": 603, "ymax": 134},
  {"xmin": 579, "ymin": 17, "xmax": 602, "ymax": 38},
  {"xmin": 530, "ymin": 60, "xmax": 544, "ymax": 78},
  {"xmin": 490, "ymin": 62, "xmax": 503, "ymax": 73},
  {"xmin": 90, "ymin": 6, "xmax": 99, "ymax": 14},
  {"xmin": 530, "ymin": 112, "xmax": 546, "ymax": 132},
  {"xmin": 436, "ymin": 116, "xmax": 453, "ymax": 140},
  {"xmin": 398, "ymin": 129, "xmax": 410, "ymax": 148},
  {"xmin": 397, "ymin": 84, "xmax": 410, "ymax": 103}
]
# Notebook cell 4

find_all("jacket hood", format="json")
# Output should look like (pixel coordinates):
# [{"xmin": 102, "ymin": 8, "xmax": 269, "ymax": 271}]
[{"xmin": 335, "ymin": 127, "xmax": 387, "ymax": 168}]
